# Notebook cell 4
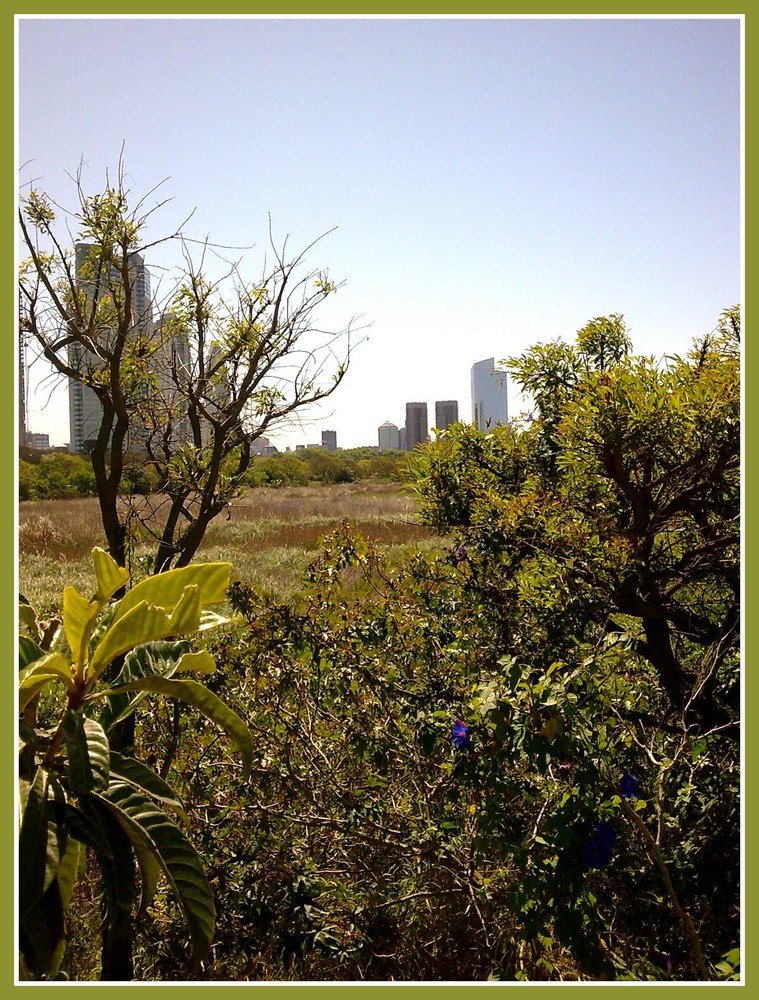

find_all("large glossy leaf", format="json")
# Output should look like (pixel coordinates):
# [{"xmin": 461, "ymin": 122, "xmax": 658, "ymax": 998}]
[
  {"xmin": 87, "ymin": 585, "xmax": 202, "ymax": 684},
  {"xmin": 110, "ymin": 562, "xmax": 231, "ymax": 625},
  {"xmin": 63, "ymin": 712, "xmax": 110, "ymax": 794},
  {"xmin": 18, "ymin": 770, "xmax": 65, "ymax": 899},
  {"xmin": 80, "ymin": 794, "xmax": 137, "ymax": 944},
  {"xmin": 56, "ymin": 837, "xmax": 83, "ymax": 910},
  {"xmin": 19, "ymin": 653, "xmax": 75, "ymax": 710},
  {"xmin": 18, "ymin": 596, "xmax": 40, "ymax": 642},
  {"xmin": 94, "ymin": 782, "xmax": 216, "ymax": 964},
  {"xmin": 98, "ymin": 640, "xmax": 192, "ymax": 732},
  {"xmin": 109, "ymin": 751, "xmax": 189, "ymax": 825},
  {"xmin": 109, "ymin": 675, "xmax": 253, "ymax": 780},
  {"xmin": 19, "ymin": 879, "xmax": 65, "ymax": 979},
  {"xmin": 62, "ymin": 586, "xmax": 99, "ymax": 666},
  {"xmin": 92, "ymin": 546, "xmax": 130, "ymax": 602},
  {"xmin": 19, "ymin": 635, "xmax": 46, "ymax": 670},
  {"xmin": 88, "ymin": 586, "xmax": 200, "ymax": 680}
]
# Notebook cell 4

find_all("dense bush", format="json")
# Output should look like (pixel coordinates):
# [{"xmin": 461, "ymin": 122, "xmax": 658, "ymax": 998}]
[
  {"xmin": 21, "ymin": 312, "xmax": 740, "ymax": 982},
  {"xmin": 18, "ymin": 453, "xmax": 97, "ymax": 500},
  {"xmin": 244, "ymin": 448, "xmax": 410, "ymax": 488}
]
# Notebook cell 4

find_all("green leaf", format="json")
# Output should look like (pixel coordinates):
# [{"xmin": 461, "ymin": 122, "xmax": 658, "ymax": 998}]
[
  {"xmin": 18, "ymin": 769, "xmax": 67, "ymax": 916},
  {"xmin": 19, "ymin": 635, "xmax": 46, "ymax": 670},
  {"xmin": 56, "ymin": 837, "xmax": 83, "ymax": 910},
  {"xmin": 19, "ymin": 596, "xmax": 41, "ymax": 642},
  {"xmin": 98, "ymin": 640, "xmax": 192, "ymax": 732},
  {"xmin": 62, "ymin": 586, "xmax": 100, "ymax": 667},
  {"xmin": 109, "ymin": 751, "xmax": 189, "ymax": 825},
  {"xmin": 110, "ymin": 562, "xmax": 231, "ymax": 626},
  {"xmin": 63, "ymin": 713, "xmax": 110, "ymax": 794},
  {"xmin": 87, "ymin": 586, "xmax": 202, "ymax": 684},
  {"xmin": 63, "ymin": 802, "xmax": 114, "ymax": 856},
  {"xmin": 92, "ymin": 546, "xmax": 130, "ymax": 601},
  {"xmin": 79, "ymin": 794, "xmax": 137, "ymax": 941},
  {"xmin": 109, "ymin": 675, "xmax": 253, "ymax": 780},
  {"xmin": 19, "ymin": 880, "xmax": 66, "ymax": 979},
  {"xmin": 19, "ymin": 652, "xmax": 75, "ymax": 710},
  {"xmin": 94, "ymin": 782, "xmax": 216, "ymax": 964},
  {"xmin": 175, "ymin": 650, "xmax": 217, "ymax": 674}
]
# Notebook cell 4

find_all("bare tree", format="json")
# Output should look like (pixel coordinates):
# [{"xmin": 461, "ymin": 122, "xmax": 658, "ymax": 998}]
[{"xmin": 19, "ymin": 159, "xmax": 355, "ymax": 573}]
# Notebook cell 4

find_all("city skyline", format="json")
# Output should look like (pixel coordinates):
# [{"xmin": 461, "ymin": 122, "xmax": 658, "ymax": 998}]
[{"xmin": 18, "ymin": 17, "xmax": 741, "ymax": 451}]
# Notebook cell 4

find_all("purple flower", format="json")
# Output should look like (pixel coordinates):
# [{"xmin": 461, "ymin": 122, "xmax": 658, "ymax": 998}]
[
  {"xmin": 584, "ymin": 821, "xmax": 616, "ymax": 869},
  {"xmin": 457, "ymin": 545, "xmax": 468, "ymax": 560},
  {"xmin": 620, "ymin": 772, "xmax": 638, "ymax": 799},
  {"xmin": 451, "ymin": 719, "xmax": 472, "ymax": 750}
]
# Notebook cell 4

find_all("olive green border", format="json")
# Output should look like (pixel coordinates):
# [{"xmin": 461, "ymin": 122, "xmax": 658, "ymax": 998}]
[{"xmin": 7, "ymin": 4, "xmax": 749, "ymax": 998}]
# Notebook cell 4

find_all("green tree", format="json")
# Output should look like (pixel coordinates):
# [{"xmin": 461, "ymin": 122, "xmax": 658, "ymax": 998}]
[
  {"xmin": 409, "ymin": 310, "xmax": 740, "ymax": 977},
  {"xmin": 19, "ymin": 158, "xmax": 356, "ymax": 572},
  {"xmin": 18, "ymin": 550, "xmax": 252, "ymax": 980}
]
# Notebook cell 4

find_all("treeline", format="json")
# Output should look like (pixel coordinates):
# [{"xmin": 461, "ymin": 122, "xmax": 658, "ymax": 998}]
[{"xmin": 18, "ymin": 447, "xmax": 411, "ymax": 500}]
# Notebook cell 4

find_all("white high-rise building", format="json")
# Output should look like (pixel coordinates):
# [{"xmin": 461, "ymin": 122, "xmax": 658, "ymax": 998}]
[
  {"xmin": 378, "ymin": 421, "xmax": 400, "ymax": 452},
  {"xmin": 68, "ymin": 243, "xmax": 153, "ymax": 454},
  {"xmin": 471, "ymin": 358, "xmax": 508, "ymax": 431}
]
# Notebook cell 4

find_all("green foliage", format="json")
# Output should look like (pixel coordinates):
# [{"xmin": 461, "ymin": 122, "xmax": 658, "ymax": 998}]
[
  {"xmin": 19, "ymin": 454, "xmax": 98, "ymax": 501},
  {"xmin": 244, "ymin": 449, "xmax": 409, "ymax": 489},
  {"xmin": 21, "ymin": 310, "xmax": 739, "ymax": 983},
  {"xmin": 18, "ymin": 550, "xmax": 252, "ymax": 980}
]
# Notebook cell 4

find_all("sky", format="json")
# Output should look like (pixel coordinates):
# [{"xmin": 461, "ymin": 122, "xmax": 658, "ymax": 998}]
[{"xmin": 17, "ymin": 14, "xmax": 742, "ymax": 452}]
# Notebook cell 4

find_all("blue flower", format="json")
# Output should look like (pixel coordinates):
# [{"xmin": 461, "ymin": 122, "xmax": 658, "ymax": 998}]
[
  {"xmin": 620, "ymin": 772, "xmax": 638, "ymax": 799},
  {"xmin": 451, "ymin": 719, "xmax": 472, "ymax": 750},
  {"xmin": 584, "ymin": 821, "xmax": 616, "ymax": 869}
]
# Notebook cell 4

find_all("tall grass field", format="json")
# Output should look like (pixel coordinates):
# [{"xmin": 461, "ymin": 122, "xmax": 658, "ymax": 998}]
[{"xmin": 18, "ymin": 482, "xmax": 436, "ymax": 610}]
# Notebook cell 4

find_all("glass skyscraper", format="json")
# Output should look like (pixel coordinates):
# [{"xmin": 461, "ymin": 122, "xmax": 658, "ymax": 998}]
[{"xmin": 470, "ymin": 357, "xmax": 508, "ymax": 431}]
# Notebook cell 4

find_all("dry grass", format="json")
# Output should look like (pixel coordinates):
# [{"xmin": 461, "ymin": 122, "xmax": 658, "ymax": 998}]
[{"xmin": 18, "ymin": 482, "xmax": 435, "ymax": 610}]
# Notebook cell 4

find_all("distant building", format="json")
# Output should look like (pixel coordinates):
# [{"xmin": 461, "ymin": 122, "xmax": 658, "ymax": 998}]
[
  {"xmin": 434, "ymin": 400, "xmax": 459, "ymax": 432},
  {"xmin": 252, "ymin": 436, "xmax": 277, "ymax": 456},
  {"xmin": 26, "ymin": 432, "xmax": 50, "ymax": 451},
  {"xmin": 150, "ymin": 312, "xmax": 192, "ymax": 449},
  {"xmin": 405, "ymin": 402, "xmax": 428, "ymax": 451},
  {"xmin": 19, "ymin": 331, "xmax": 28, "ymax": 449},
  {"xmin": 399, "ymin": 427, "xmax": 406, "ymax": 451},
  {"xmin": 68, "ymin": 242, "xmax": 153, "ymax": 454},
  {"xmin": 378, "ymin": 421, "xmax": 400, "ymax": 452},
  {"xmin": 471, "ymin": 358, "xmax": 508, "ymax": 431},
  {"xmin": 322, "ymin": 430, "xmax": 337, "ymax": 451}
]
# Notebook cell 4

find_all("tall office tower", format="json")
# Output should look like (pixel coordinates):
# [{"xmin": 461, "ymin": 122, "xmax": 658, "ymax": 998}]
[
  {"xmin": 148, "ymin": 312, "xmax": 193, "ymax": 449},
  {"xmin": 68, "ymin": 243, "xmax": 154, "ymax": 454},
  {"xmin": 321, "ymin": 430, "xmax": 337, "ymax": 451},
  {"xmin": 471, "ymin": 358, "xmax": 508, "ymax": 431},
  {"xmin": 434, "ymin": 399, "xmax": 459, "ymax": 432},
  {"xmin": 27, "ymin": 432, "xmax": 50, "ymax": 451},
  {"xmin": 200, "ymin": 340, "xmax": 232, "ymax": 448},
  {"xmin": 19, "ymin": 329, "xmax": 28, "ymax": 448},
  {"xmin": 405, "ymin": 401, "xmax": 428, "ymax": 451},
  {"xmin": 378, "ymin": 420, "xmax": 400, "ymax": 452}
]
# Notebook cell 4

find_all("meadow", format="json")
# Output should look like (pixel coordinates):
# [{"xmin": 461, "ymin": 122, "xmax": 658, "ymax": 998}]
[{"xmin": 18, "ymin": 482, "xmax": 437, "ymax": 610}]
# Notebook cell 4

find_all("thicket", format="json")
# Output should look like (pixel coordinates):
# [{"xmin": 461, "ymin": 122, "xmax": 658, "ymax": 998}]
[
  {"xmin": 18, "ymin": 311, "xmax": 740, "ymax": 982},
  {"xmin": 19, "ymin": 453, "xmax": 98, "ymax": 501},
  {"xmin": 18, "ymin": 448, "xmax": 410, "ymax": 502}
]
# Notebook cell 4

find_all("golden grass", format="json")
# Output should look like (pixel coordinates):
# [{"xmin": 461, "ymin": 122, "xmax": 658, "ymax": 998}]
[{"xmin": 18, "ymin": 482, "xmax": 435, "ymax": 609}]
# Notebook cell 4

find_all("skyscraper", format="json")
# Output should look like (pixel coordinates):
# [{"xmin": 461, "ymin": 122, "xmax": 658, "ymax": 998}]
[
  {"xmin": 434, "ymin": 400, "xmax": 459, "ymax": 432},
  {"xmin": 18, "ymin": 329, "xmax": 28, "ymax": 449},
  {"xmin": 405, "ymin": 402, "xmax": 428, "ymax": 451},
  {"xmin": 471, "ymin": 358, "xmax": 508, "ymax": 431},
  {"xmin": 68, "ymin": 243, "xmax": 153, "ymax": 454},
  {"xmin": 321, "ymin": 430, "xmax": 337, "ymax": 451},
  {"xmin": 378, "ymin": 421, "xmax": 400, "ymax": 451}
]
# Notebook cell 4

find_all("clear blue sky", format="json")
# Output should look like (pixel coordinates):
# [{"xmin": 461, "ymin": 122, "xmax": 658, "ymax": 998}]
[{"xmin": 18, "ymin": 14, "xmax": 742, "ymax": 451}]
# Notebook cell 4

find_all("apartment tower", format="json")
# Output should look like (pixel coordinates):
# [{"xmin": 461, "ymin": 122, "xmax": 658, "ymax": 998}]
[{"xmin": 470, "ymin": 358, "xmax": 508, "ymax": 431}]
